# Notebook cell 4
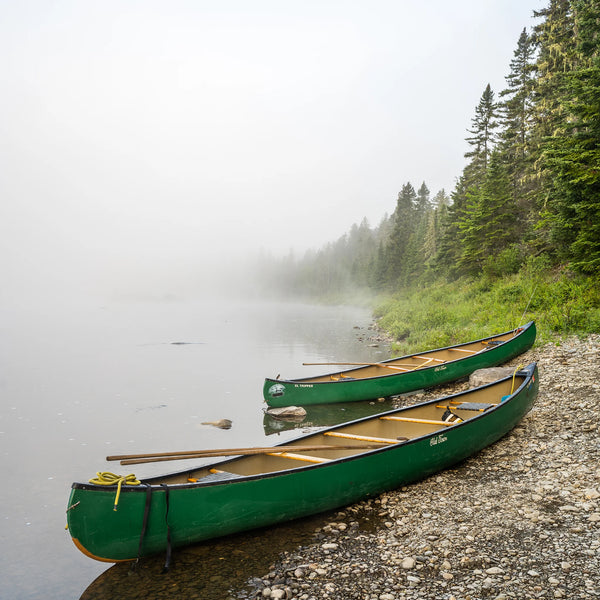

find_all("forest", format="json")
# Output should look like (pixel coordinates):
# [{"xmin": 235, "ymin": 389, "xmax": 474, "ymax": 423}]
[{"xmin": 256, "ymin": 0, "xmax": 599, "ymax": 335}]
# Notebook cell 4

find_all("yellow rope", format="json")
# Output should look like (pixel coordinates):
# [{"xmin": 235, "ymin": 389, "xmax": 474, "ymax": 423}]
[
  {"xmin": 510, "ymin": 364, "xmax": 524, "ymax": 394},
  {"xmin": 89, "ymin": 472, "xmax": 141, "ymax": 511}
]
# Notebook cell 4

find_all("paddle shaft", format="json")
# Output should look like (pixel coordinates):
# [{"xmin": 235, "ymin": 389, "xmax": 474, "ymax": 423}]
[{"xmin": 108, "ymin": 443, "xmax": 383, "ymax": 464}]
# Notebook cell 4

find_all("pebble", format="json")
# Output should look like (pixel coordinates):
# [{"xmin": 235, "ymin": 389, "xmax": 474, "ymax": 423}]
[{"xmin": 239, "ymin": 334, "xmax": 600, "ymax": 599}]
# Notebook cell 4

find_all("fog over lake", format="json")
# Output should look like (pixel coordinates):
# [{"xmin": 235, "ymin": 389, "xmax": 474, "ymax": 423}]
[{"xmin": 0, "ymin": 295, "xmax": 394, "ymax": 598}]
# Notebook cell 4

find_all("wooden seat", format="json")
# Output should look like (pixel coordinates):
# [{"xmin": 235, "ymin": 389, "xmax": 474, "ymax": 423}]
[{"xmin": 197, "ymin": 469, "xmax": 243, "ymax": 482}]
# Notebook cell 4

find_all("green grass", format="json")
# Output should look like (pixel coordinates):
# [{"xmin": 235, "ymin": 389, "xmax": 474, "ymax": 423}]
[{"xmin": 373, "ymin": 267, "xmax": 600, "ymax": 354}]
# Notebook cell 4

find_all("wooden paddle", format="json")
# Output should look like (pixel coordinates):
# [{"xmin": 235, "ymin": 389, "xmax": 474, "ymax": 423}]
[
  {"xmin": 107, "ymin": 443, "xmax": 384, "ymax": 465},
  {"xmin": 302, "ymin": 362, "xmax": 409, "ymax": 371}
]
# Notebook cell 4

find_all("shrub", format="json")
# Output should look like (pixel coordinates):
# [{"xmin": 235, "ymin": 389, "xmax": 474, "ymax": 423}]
[{"xmin": 482, "ymin": 245, "xmax": 524, "ymax": 278}]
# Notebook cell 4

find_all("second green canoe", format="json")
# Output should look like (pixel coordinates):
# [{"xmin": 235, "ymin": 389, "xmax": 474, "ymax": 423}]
[{"xmin": 263, "ymin": 321, "xmax": 536, "ymax": 407}]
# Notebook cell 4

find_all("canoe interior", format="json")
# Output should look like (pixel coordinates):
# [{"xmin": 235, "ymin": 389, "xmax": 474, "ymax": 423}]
[
  {"xmin": 144, "ymin": 369, "xmax": 529, "ymax": 486},
  {"xmin": 292, "ymin": 323, "xmax": 531, "ymax": 383}
]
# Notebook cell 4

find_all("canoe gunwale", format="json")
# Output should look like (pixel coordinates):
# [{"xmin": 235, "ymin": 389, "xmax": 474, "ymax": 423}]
[
  {"xmin": 269, "ymin": 321, "xmax": 535, "ymax": 386},
  {"xmin": 71, "ymin": 363, "xmax": 537, "ymax": 493}
]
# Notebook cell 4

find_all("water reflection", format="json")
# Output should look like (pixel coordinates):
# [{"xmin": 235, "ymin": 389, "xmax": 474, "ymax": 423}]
[
  {"xmin": 262, "ymin": 398, "xmax": 397, "ymax": 436},
  {"xmin": 0, "ymin": 298, "xmax": 391, "ymax": 598},
  {"xmin": 79, "ymin": 511, "xmax": 334, "ymax": 600}
]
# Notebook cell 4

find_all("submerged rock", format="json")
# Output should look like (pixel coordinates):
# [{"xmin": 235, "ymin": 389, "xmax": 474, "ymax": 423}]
[{"xmin": 201, "ymin": 419, "xmax": 232, "ymax": 429}]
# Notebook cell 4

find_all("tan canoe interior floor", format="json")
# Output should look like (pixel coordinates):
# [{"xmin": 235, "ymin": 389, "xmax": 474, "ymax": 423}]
[{"xmin": 163, "ymin": 375, "xmax": 524, "ymax": 484}]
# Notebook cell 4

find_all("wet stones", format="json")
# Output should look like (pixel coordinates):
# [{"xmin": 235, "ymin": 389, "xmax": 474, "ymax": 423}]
[{"xmin": 238, "ymin": 334, "xmax": 600, "ymax": 600}]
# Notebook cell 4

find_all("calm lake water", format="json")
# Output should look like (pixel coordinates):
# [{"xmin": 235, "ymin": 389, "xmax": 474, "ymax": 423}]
[{"xmin": 0, "ymin": 296, "xmax": 392, "ymax": 599}]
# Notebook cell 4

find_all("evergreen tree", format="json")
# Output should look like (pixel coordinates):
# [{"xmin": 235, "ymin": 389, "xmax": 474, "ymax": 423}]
[
  {"xmin": 383, "ymin": 183, "xmax": 417, "ymax": 285},
  {"xmin": 542, "ymin": 0, "xmax": 600, "ymax": 273},
  {"xmin": 458, "ymin": 152, "xmax": 518, "ymax": 275},
  {"xmin": 431, "ymin": 189, "xmax": 449, "ymax": 210},
  {"xmin": 415, "ymin": 182, "xmax": 431, "ymax": 213},
  {"xmin": 531, "ymin": 0, "xmax": 576, "ymax": 139},
  {"xmin": 499, "ymin": 27, "xmax": 537, "ymax": 207},
  {"xmin": 435, "ymin": 176, "xmax": 470, "ymax": 279},
  {"xmin": 257, "ymin": 0, "xmax": 600, "ymax": 296},
  {"xmin": 465, "ymin": 84, "xmax": 500, "ymax": 183}
]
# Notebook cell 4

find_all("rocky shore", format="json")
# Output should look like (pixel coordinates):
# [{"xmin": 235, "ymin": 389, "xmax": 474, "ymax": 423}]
[{"xmin": 246, "ymin": 334, "xmax": 600, "ymax": 600}]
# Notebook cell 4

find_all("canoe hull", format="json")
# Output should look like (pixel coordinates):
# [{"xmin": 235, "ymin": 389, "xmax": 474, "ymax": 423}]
[
  {"xmin": 67, "ymin": 363, "xmax": 538, "ymax": 562},
  {"xmin": 263, "ymin": 321, "xmax": 536, "ymax": 407}
]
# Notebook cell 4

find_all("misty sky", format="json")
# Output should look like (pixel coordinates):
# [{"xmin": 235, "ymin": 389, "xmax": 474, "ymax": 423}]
[{"xmin": 1, "ymin": 1, "xmax": 544, "ymax": 300}]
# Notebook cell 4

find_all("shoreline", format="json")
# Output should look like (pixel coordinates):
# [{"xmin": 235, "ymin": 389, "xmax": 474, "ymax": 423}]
[{"xmin": 247, "ymin": 334, "xmax": 600, "ymax": 600}]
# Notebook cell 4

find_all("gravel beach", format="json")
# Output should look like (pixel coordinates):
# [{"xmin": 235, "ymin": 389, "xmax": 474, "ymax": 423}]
[{"xmin": 248, "ymin": 334, "xmax": 600, "ymax": 600}]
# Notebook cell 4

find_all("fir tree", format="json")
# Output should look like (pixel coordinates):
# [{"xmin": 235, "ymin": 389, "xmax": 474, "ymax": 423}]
[
  {"xmin": 383, "ymin": 183, "xmax": 417, "ymax": 285},
  {"xmin": 415, "ymin": 182, "xmax": 431, "ymax": 213},
  {"xmin": 458, "ymin": 152, "xmax": 518, "ymax": 275},
  {"xmin": 499, "ymin": 27, "xmax": 537, "ymax": 207},
  {"xmin": 435, "ymin": 176, "xmax": 471, "ymax": 279},
  {"xmin": 542, "ymin": 0, "xmax": 600, "ymax": 273},
  {"xmin": 465, "ymin": 84, "xmax": 499, "ymax": 183}
]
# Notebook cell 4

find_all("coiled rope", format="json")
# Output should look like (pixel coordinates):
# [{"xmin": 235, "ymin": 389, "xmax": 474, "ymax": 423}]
[{"xmin": 89, "ymin": 472, "xmax": 141, "ymax": 511}]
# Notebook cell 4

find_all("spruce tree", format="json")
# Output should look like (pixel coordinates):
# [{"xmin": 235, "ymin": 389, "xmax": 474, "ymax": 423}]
[
  {"xmin": 542, "ymin": 0, "xmax": 600, "ymax": 273},
  {"xmin": 384, "ymin": 183, "xmax": 417, "ymax": 286},
  {"xmin": 423, "ymin": 191, "xmax": 448, "ymax": 270},
  {"xmin": 531, "ymin": 0, "xmax": 576, "ymax": 140},
  {"xmin": 499, "ymin": 27, "xmax": 537, "ymax": 207},
  {"xmin": 415, "ymin": 182, "xmax": 431, "ymax": 214},
  {"xmin": 435, "ymin": 176, "xmax": 470, "ymax": 279},
  {"xmin": 458, "ymin": 152, "xmax": 517, "ymax": 275},
  {"xmin": 465, "ymin": 84, "xmax": 499, "ymax": 184}
]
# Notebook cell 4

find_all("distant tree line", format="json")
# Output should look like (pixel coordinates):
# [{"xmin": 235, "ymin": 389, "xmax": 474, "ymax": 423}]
[{"xmin": 258, "ymin": 0, "xmax": 600, "ymax": 298}]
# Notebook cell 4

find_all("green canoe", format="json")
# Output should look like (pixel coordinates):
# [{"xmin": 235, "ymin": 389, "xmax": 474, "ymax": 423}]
[
  {"xmin": 67, "ymin": 363, "xmax": 538, "ymax": 563},
  {"xmin": 263, "ymin": 321, "xmax": 536, "ymax": 407}
]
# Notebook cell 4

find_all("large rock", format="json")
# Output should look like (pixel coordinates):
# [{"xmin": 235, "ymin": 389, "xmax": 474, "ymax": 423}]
[
  {"xmin": 469, "ymin": 366, "xmax": 516, "ymax": 387},
  {"xmin": 265, "ymin": 406, "xmax": 307, "ymax": 421}
]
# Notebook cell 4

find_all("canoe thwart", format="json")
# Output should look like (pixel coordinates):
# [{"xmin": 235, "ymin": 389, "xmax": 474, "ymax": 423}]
[
  {"xmin": 380, "ymin": 416, "xmax": 458, "ymax": 427},
  {"xmin": 324, "ymin": 431, "xmax": 402, "ymax": 445},
  {"xmin": 267, "ymin": 452, "xmax": 331, "ymax": 463},
  {"xmin": 414, "ymin": 355, "xmax": 445, "ymax": 363}
]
